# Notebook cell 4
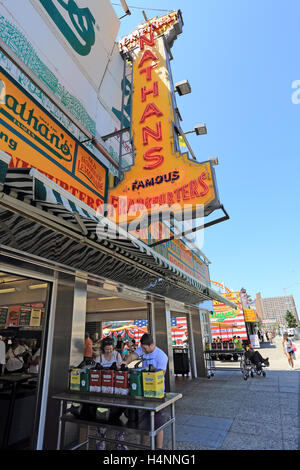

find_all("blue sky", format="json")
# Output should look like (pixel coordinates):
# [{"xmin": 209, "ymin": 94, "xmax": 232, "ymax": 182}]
[{"xmin": 112, "ymin": 0, "xmax": 300, "ymax": 313}]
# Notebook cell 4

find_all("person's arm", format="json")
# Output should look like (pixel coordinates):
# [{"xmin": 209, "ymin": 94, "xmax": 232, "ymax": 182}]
[{"xmin": 123, "ymin": 351, "xmax": 139, "ymax": 365}]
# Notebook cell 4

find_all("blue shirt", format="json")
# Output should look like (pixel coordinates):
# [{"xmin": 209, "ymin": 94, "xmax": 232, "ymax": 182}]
[{"xmin": 134, "ymin": 346, "xmax": 168, "ymax": 371}]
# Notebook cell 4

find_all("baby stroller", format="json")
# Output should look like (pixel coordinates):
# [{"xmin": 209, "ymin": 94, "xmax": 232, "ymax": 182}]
[{"xmin": 240, "ymin": 352, "xmax": 267, "ymax": 381}]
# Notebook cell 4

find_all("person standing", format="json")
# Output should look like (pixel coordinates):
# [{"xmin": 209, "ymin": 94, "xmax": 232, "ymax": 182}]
[
  {"xmin": 5, "ymin": 337, "xmax": 26, "ymax": 373},
  {"xmin": 84, "ymin": 332, "xmax": 93, "ymax": 362},
  {"xmin": 94, "ymin": 337, "xmax": 126, "ymax": 450},
  {"xmin": 123, "ymin": 333, "xmax": 168, "ymax": 449},
  {"xmin": 282, "ymin": 333, "xmax": 294, "ymax": 369},
  {"xmin": 115, "ymin": 334, "xmax": 124, "ymax": 355},
  {"xmin": 92, "ymin": 332, "xmax": 102, "ymax": 360}
]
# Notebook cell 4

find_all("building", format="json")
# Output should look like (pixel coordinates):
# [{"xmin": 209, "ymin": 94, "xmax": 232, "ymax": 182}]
[
  {"xmin": 0, "ymin": 2, "xmax": 235, "ymax": 450},
  {"xmin": 255, "ymin": 292, "xmax": 299, "ymax": 325}
]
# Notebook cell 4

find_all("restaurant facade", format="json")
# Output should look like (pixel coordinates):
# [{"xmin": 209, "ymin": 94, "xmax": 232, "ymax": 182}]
[{"xmin": 0, "ymin": 1, "xmax": 235, "ymax": 450}]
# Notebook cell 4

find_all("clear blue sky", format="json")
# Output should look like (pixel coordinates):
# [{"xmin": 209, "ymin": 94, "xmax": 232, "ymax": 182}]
[{"xmin": 112, "ymin": 0, "xmax": 300, "ymax": 313}]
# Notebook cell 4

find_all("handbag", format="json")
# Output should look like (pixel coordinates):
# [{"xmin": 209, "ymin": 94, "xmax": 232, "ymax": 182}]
[{"xmin": 292, "ymin": 344, "xmax": 297, "ymax": 352}]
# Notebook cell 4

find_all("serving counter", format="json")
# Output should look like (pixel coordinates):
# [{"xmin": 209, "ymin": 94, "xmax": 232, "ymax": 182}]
[{"xmin": 52, "ymin": 391, "xmax": 182, "ymax": 450}]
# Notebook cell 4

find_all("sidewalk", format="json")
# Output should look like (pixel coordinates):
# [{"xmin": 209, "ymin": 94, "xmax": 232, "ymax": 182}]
[{"xmin": 164, "ymin": 336, "xmax": 300, "ymax": 450}]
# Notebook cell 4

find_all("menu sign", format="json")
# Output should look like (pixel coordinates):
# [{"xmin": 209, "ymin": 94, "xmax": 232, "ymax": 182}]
[
  {"xmin": 19, "ymin": 307, "xmax": 32, "ymax": 326},
  {"xmin": 7, "ymin": 305, "xmax": 20, "ymax": 327},
  {"xmin": 30, "ymin": 309, "xmax": 42, "ymax": 327},
  {"xmin": 0, "ymin": 307, "xmax": 8, "ymax": 325}
]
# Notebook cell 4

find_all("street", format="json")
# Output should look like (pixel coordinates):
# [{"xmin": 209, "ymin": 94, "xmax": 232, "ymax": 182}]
[{"xmin": 163, "ymin": 336, "xmax": 300, "ymax": 450}]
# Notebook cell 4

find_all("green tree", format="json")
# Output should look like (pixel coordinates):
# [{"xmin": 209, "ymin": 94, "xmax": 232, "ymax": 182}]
[{"xmin": 285, "ymin": 310, "xmax": 298, "ymax": 328}]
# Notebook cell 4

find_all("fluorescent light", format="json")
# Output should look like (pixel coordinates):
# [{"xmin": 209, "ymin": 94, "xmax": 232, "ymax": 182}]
[
  {"xmin": 28, "ymin": 283, "xmax": 48, "ymax": 290},
  {"xmin": 0, "ymin": 288, "xmax": 16, "ymax": 294},
  {"xmin": 97, "ymin": 296, "xmax": 118, "ymax": 301}
]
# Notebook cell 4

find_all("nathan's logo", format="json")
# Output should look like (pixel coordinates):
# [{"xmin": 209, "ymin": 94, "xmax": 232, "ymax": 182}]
[
  {"xmin": 39, "ymin": 0, "xmax": 96, "ymax": 56},
  {"xmin": 2, "ymin": 94, "xmax": 73, "ymax": 162}
]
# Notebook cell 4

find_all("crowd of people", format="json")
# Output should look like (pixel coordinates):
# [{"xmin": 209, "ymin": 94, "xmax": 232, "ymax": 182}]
[
  {"xmin": 0, "ymin": 335, "xmax": 41, "ymax": 375},
  {"xmin": 84, "ymin": 332, "xmax": 138, "ymax": 364}
]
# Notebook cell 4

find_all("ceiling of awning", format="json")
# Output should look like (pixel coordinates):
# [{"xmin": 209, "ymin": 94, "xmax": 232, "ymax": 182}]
[{"xmin": 0, "ymin": 153, "xmax": 237, "ymax": 309}]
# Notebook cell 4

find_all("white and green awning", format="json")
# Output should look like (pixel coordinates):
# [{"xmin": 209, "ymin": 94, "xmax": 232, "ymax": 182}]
[{"xmin": 0, "ymin": 153, "xmax": 237, "ymax": 308}]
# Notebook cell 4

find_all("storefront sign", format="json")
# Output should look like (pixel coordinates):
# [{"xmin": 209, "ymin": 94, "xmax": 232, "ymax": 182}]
[
  {"xmin": 0, "ymin": 1, "xmax": 124, "ymax": 164},
  {"xmin": 109, "ymin": 12, "xmax": 221, "ymax": 225},
  {"xmin": 243, "ymin": 308, "xmax": 257, "ymax": 323},
  {"xmin": 147, "ymin": 222, "xmax": 210, "ymax": 285},
  {"xmin": 0, "ymin": 68, "xmax": 107, "ymax": 210}
]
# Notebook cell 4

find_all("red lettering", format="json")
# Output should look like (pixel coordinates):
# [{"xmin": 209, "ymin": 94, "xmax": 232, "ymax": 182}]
[
  {"xmin": 142, "ymin": 122, "xmax": 162, "ymax": 145},
  {"xmin": 189, "ymin": 179, "xmax": 200, "ymax": 198},
  {"xmin": 86, "ymin": 195, "xmax": 95, "ymax": 207},
  {"xmin": 138, "ymin": 49, "xmax": 158, "ymax": 69},
  {"xmin": 141, "ymin": 81, "xmax": 159, "ymax": 102},
  {"xmin": 143, "ymin": 147, "xmax": 164, "ymax": 169},
  {"xmin": 173, "ymin": 187, "xmax": 182, "ymax": 202},
  {"xmin": 182, "ymin": 184, "xmax": 190, "ymax": 200},
  {"xmin": 139, "ymin": 64, "xmax": 157, "ymax": 81},
  {"xmin": 69, "ymin": 186, "xmax": 79, "ymax": 196},
  {"xmin": 140, "ymin": 103, "xmax": 163, "ymax": 123},
  {"xmin": 159, "ymin": 193, "xmax": 166, "ymax": 204},
  {"xmin": 139, "ymin": 28, "xmax": 154, "ymax": 50},
  {"xmin": 198, "ymin": 171, "xmax": 209, "ymax": 196}
]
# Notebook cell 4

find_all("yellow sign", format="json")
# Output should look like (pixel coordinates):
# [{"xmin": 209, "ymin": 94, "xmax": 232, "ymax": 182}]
[
  {"xmin": 109, "ymin": 13, "xmax": 220, "ymax": 224},
  {"xmin": 0, "ymin": 68, "xmax": 107, "ymax": 210},
  {"xmin": 30, "ymin": 308, "xmax": 42, "ymax": 327},
  {"xmin": 243, "ymin": 308, "xmax": 257, "ymax": 322}
]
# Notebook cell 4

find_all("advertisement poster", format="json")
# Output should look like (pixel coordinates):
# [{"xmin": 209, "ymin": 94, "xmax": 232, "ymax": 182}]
[
  {"xmin": 6, "ymin": 305, "xmax": 21, "ymax": 327},
  {"xmin": 30, "ymin": 309, "xmax": 42, "ymax": 327}
]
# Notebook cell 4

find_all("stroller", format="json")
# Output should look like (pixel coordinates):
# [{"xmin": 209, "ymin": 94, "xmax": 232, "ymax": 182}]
[{"xmin": 240, "ymin": 352, "xmax": 267, "ymax": 381}]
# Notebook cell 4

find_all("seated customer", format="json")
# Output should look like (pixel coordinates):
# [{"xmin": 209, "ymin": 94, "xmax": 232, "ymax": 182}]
[{"xmin": 244, "ymin": 344, "xmax": 269, "ymax": 370}]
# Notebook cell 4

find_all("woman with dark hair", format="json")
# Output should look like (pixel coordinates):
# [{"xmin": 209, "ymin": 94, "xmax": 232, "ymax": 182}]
[
  {"xmin": 95, "ymin": 337, "xmax": 127, "ymax": 451},
  {"xmin": 95, "ymin": 337, "xmax": 123, "ymax": 368}
]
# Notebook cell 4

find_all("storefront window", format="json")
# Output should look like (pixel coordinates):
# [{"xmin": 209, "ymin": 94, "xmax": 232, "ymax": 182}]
[{"xmin": 0, "ymin": 271, "xmax": 51, "ymax": 449}]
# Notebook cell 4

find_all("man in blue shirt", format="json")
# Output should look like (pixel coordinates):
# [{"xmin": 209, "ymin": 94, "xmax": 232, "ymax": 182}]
[{"xmin": 123, "ymin": 333, "xmax": 169, "ymax": 448}]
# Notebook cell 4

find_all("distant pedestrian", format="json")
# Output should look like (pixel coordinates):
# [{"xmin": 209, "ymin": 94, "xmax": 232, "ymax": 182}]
[{"xmin": 282, "ymin": 333, "xmax": 294, "ymax": 369}]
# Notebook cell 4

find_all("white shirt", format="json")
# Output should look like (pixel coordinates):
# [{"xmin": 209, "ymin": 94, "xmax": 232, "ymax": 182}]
[
  {"xmin": 6, "ymin": 345, "xmax": 26, "ymax": 371},
  {"xmin": 134, "ymin": 346, "xmax": 168, "ymax": 371},
  {"xmin": 96, "ymin": 351, "xmax": 122, "ymax": 368},
  {"xmin": 28, "ymin": 348, "xmax": 40, "ymax": 374}
]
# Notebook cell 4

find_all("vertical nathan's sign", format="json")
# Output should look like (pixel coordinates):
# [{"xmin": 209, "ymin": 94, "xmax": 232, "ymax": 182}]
[{"xmin": 109, "ymin": 12, "xmax": 221, "ymax": 225}]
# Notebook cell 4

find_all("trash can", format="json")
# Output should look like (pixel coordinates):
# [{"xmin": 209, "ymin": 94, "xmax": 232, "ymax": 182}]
[{"xmin": 173, "ymin": 347, "xmax": 190, "ymax": 375}]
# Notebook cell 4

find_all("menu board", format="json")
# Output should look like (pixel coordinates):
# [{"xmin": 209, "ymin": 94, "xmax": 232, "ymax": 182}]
[
  {"xmin": 19, "ymin": 307, "xmax": 32, "ymax": 326},
  {"xmin": 30, "ymin": 309, "xmax": 42, "ymax": 327},
  {"xmin": 0, "ymin": 302, "xmax": 45, "ymax": 328},
  {"xmin": 0, "ymin": 307, "xmax": 8, "ymax": 325},
  {"xmin": 6, "ymin": 305, "xmax": 21, "ymax": 327}
]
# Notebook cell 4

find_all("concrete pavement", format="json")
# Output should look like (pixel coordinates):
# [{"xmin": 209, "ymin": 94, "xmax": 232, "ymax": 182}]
[{"xmin": 164, "ymin": 336, "xmax": 300, "ymax": 450}]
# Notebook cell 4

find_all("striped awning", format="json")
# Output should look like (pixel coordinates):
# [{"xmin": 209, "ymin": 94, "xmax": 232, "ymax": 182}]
[
  {"xmin": 0, "ymin": 150, "xmax": 11, "ymax": 189},
  {"xmin": 0, "ymin": 155, "xmax": 237, "ymax": 308}
]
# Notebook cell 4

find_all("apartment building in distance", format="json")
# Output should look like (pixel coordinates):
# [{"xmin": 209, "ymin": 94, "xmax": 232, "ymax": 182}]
[{"xmin": 255, "ymin": 292, "xmax": 299, "ymax": 325}]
